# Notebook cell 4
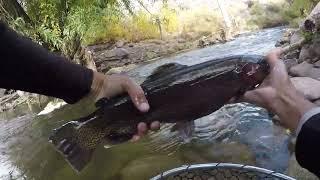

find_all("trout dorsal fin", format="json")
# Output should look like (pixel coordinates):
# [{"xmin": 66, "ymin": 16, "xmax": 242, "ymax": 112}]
[{"xmin": 143, "ymin": 63, "xmax": 187, "ymax": 84}]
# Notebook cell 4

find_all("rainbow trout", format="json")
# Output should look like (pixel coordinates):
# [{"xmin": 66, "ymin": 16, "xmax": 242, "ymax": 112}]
[{"xmin": 49, "ymin": 55, "xmax": 269, "ymax": 172}]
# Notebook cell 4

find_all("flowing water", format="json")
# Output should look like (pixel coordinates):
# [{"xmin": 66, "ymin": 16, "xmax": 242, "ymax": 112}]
[{"xmin": 0, "ymin": 27, "xmax": 292, "ymax": 180}]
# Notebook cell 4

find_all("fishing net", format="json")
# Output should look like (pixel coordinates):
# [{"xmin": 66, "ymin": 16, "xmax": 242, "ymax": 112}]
[{"xmin": 151, "ymin": 163, "xmax": 295, "ymax": 180}]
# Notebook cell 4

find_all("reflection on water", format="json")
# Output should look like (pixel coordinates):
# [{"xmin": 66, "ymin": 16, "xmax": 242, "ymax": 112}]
[{"xmin": 0, "ymin": 27, "xmax": 291, "ymax": 180}]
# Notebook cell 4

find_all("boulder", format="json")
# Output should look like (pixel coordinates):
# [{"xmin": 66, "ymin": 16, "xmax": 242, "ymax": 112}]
[
  {"xmin": 310, "ymin": 38, "xmax": 320, "ymax": 57},
  {"xmin": 291, "ymin": 77, "xmax": 320, "ymax": 100},
  {"xmin": 290, "ymin": 62, "xmax": 320, "ymax": 80},
  {"xmin": 290, "ymin": 30, "xmax": 304, "ymax": 45},
  {"xmin": 314, "ymin": 60, "xmax": 320, "ymax": 67},
  {"xmin": 283, "ymin": 50, "xmax": 300, "ymax": 60},
  {"xmin": 100, "ymin": 47, "xmax": 130, "ymax": 61},
  {"xmin": 177, "ymin": 38, "xmax": 186, "ymax": 43},
  {"xmin": 115, "ymin": 40, "xmax": 126, "ymax": 48},
  {"xmin": 283, "ymin": 59, "xmax": 298, "ymax": 71},
  {"xmin": 299, "ymin": 45, "xmax": 314, "ymax": 62},
  {"xmin": 0, "ymin": 88, "xmax": 6, "ymax": 97},
  {"xmin": 275, "ymin": 36, "xmax": 290, "ymax": 47},
  {"xmin": 105, "ymin": 64, "xmax": 138, "ymax": 75},
  {"xmin": 115, "ymin": 48, "xmax": 129, "ymax": 59}
]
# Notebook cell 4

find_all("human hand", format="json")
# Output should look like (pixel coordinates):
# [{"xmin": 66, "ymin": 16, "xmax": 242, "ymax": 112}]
[
  {"xmin": 241, "ymin": 48, "xmax": 316, "ymax": 132},
  {"xmin": 90, "ymin": 72, "xmax": 160, "ymax": 141}
]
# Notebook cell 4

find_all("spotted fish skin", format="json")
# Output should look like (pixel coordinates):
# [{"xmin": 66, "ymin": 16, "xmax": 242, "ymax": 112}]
[{"xmin": 49, "ymin": 55, "xmax": 269, "ymax": 172}]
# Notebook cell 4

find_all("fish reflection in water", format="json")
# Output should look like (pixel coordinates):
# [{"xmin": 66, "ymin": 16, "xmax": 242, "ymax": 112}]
[{"xmin": 148, "ymin": 103, "xmax": 290, "ymax": 172}]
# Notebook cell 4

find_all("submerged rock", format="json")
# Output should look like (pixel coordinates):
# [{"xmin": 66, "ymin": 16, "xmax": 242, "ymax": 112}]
[
  {"xmin": 179, "ymin": 142, "xmax": 256, "ymax": 165},
  {"xmin": 291, "ymin": 77, "xmax": 320, "ymax": 100}
]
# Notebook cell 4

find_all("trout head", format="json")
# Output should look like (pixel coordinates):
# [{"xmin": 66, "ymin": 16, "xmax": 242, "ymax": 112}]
[{"xmin": 235, "ymin": 57, "xmax": 269, "ymax": 93}]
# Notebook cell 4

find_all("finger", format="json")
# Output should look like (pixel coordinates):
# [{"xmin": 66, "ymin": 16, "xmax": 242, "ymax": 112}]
[
  {"xmin": 131, "ymin": 135, "xmax": 140, "ymax": 142},
  {"xmin": 150, "ymin": 121, "xmax": 160, "ymax": 131},
  {"xmin": 122, "ymin": 77, "xmax": 150, "ymax": 113},
  {"xmin": 131, "ymin": 122, "xmax": 149, "ymax": 142},
  {"xmin": 137, "ymin": 122, "xmax": 148, "ymax": 136}
]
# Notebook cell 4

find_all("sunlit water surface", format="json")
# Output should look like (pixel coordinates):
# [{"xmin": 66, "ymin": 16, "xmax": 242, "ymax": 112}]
[{"xmin": 0, "ymin": 27, "xmax": 291, "ymax": 180}]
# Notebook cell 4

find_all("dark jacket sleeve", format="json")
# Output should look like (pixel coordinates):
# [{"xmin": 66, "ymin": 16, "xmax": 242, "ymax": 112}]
[
  {"xmin": 296, "ymin": 113, "xmax": 320, "ymax": 177},
  {"xmin": 0, "ymin": 22, "xmax": 93, "ymax": 104}
]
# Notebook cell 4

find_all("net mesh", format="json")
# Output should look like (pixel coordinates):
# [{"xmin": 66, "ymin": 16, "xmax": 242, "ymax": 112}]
[{"xmin": 152, "ymin": 164, "xmax": 294, "ymax": 180}]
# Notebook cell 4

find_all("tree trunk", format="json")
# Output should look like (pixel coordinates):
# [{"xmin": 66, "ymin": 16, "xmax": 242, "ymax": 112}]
[
  {"xmin": 216, "ymin": 0, "xmax": 232, "ymax": 40},
  {"xmin": 301, "ymin": 2, "xmax": 320, "ymax": 32},
  {"xmin": 0, "ymin": 0, "xmax": 32, "ymax": 24}
]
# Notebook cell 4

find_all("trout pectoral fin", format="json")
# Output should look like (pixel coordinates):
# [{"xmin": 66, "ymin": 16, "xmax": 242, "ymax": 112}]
[
  {"xmin": 49, "ymin": 121, "xmax": 96, "ymax": 172},
  {"xmin": 171, "ymin": 121, "xmax": 195, "ymax": 142},
  {"xmin": 58, "ymin": 139, "xmax": 94, "ymax": 172}
]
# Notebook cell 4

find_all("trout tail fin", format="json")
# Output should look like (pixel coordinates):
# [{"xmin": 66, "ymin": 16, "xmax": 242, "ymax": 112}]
[{"xmin": 49, "ymin": 120, "xmax": 95, "ymax": 172}]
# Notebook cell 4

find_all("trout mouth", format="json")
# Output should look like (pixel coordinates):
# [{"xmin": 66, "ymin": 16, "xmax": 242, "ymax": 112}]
[{"xmin": 240, "ymin": 61, "xmax": 269, "ymax": 86}]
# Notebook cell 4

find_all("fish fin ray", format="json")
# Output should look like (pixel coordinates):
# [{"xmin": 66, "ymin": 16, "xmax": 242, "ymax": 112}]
[
  {"xmin": 49, "ymin": 121, "xmax": 97, "ymax": 172},
  {"xmin": 171, "ymin": 121, "xmax": 195, "ymax": 143}
]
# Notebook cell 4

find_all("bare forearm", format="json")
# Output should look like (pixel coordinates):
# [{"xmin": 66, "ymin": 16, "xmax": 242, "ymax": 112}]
[{"xmin": 272, "ymin": 87, "xmax": 316, "ymax": 132}]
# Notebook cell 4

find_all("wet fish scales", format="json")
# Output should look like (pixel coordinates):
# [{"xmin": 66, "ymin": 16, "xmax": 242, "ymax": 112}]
[{"xmin": 49, "ymin": 55, "xmax": 269, "ymax": 172}]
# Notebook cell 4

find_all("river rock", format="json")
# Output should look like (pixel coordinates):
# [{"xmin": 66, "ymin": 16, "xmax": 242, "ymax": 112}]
[
  {"xmin": 115, "ymin": 48, "xmax": 129, "ymax": 59},
  {"xmin": 100, "ymin": 47, "xmax": 130, "ymax": 61},
  {"xmin": 115, "ymin": 40, "xmax": 126, "ymax": 48},
  {"xmin": 198, "ymin": 36, "xmax": 220, "ymax": 48},
  {"xmin": 299, "ymin": 38, "xmax": 320, "ymax": 63},
  {"xmin": 290, "ymin": 30, "xmax": 304, "ymax": 45},
  {"xmin": 299, "ymin": 45, "xmax": 314, "ymax": 62},
  {"xmin": 177, "ymin": 38, "xmax": 186, "ymax": 43},
  {"xmin": 275, "ymin": 36, "xmax": 290, "ymax": 47},
  {"xmin": 290, "ymin": 62, "xmax": 320, "ymax": 80},
  {"xmin": 291, "ymin": 77, "xmax": 320, "ymax": 100},
  {"xmin": 0, "ymin": 88, "xmax": 6, "ymax": 97},
  {"xmin": 105, "ymin": 64, "xmax": 138, "ymax": 75},
  {"xmin": 284, "ymin": 59, "xmax": 298, "ymax": 71},
  {"xmin": 179, "ymin": 142, "xmax": 255, "ymax": 165},
  {"xmin": 284, "ymin": 50, "xmax": 300, "ymax": 60}
]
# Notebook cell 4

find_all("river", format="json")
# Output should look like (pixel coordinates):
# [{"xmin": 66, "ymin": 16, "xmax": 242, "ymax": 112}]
[{"xmin": 0, "ymin": 27, "xmax": 292, "ymax": 180}]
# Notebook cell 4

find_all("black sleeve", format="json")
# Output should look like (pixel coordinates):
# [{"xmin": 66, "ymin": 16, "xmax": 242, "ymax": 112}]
[
  {"xmin": 0, "ymin": 22, "xmax": 93, "ymax": 104},
  {"xmin": 296, "ymin": 113, "xmax": 320, "ymax": 177}
]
